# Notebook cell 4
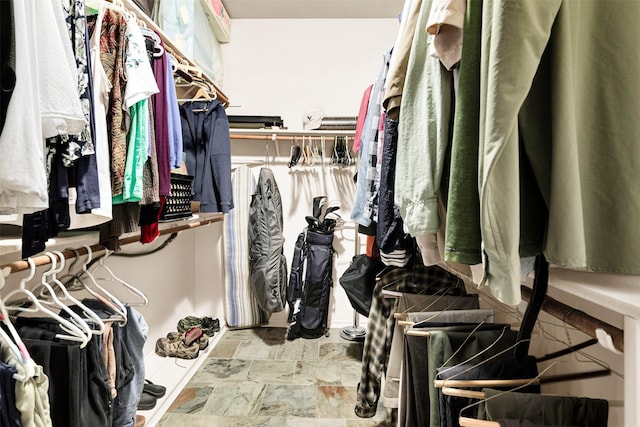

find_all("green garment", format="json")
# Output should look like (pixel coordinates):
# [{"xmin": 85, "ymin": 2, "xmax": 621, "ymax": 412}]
[
  {"xmin": 478, "ymin": 0, "xmax": 640, "ymax": 304},
  {"xmin": 113, "ymin": 98, "xmax": 149, "ymax": 204},
  {"xmin": 444, "ymin": 0, "xmax": 483, "ymax": 265},
  {"xmin": 395, "ymin": 0, "xmax": 453, "ymax": 237}
]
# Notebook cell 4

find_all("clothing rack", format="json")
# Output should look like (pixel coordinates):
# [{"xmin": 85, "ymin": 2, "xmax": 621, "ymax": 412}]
[
  {"xmin": 230, "ymin": 129, "xmax": 356, "ymax": 158},
  {"xmin": 230, "ymin": 129, "xmax": 356, "ymax": 140},
  {"xmin": 115, "ymin": 0, "xmax": 229, "ymax": 106},
  {"xmin": 521, "ymin": 284, "xmax": 624, "ymax": 353},
  {"xmin": 1, "ymin": 213, "xmax": 224, "ymax": 276}
]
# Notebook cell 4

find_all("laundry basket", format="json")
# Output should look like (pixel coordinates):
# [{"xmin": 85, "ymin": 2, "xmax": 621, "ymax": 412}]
[{"xmin": 160, "ymin": 174, "xmax": 194, "ymax": 221}]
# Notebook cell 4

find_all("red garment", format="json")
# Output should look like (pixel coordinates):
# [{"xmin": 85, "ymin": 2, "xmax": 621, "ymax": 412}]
[
  {"xmin": 366, "ymin": 234, "xmax": 379, "ymax": 258},
  {"xmin": 140, "ymin": 196, "xmax": 166, "ymax": 244},
  {"xmin": 353, "ymin": 84, "xmax": 373, "ymax": 153}
]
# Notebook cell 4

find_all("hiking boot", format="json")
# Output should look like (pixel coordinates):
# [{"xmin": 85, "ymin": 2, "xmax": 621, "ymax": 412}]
[
  {"xmin": 166, "ymin": 330, "xmax": 210, "ymax": 351},
  {"xmin": 177, "ymin": 316, "xmax": 220, "ymax": 336},
  {"xmin": 155, "ymin": 336, "xmax": 199, "ymax": 359}
]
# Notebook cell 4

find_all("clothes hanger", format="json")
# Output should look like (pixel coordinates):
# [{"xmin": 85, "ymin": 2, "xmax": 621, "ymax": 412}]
[
  {"xmin": 452, "ymin": 363, "xmax": 556, "ymax": 426},
  {"xmin": 459, "ymin": 416, "xmax": 500, "ymax": 426},
  {"xmin": 394, "ymin": 284, "xmax": 470, "ymax": 319},
  {"xmin": 45, "ymin": 251, "xmax": 106, "ymax": 335},
  {"xmin": 69, "ymin": 246, "xmax": 128, "ymax": 325},
  {"xmin": 90, "ymin": 249, "xmax": 149, "ymax": 307},
  {"xmin": 0, "ymin": 268, "xmax": 37, "ymax": 382},
  {"xmin": 34, "ymin": 253, "xmax": 92, "ymax": 347},
  {"xmin": 434, "ymin": 338, "xmax": 611, "ymax": 389},
  {"xmin": 2, "ymin": 258, "xmax": 89, "ymax": 344}
]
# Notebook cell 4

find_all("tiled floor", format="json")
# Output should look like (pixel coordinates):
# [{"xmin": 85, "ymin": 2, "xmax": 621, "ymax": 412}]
[{"xmin": 158, "ymin": 327, "xmax": 390, "ymax": 427}]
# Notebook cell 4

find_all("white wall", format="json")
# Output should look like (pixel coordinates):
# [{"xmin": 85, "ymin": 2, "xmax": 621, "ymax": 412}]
[
  {"xmin": 221, "ymin": 18, "xmax": 399, "ymax": 130},
  {"xmin": 221, "ymin": 18, "xmax": 399, "ymax": 328}
]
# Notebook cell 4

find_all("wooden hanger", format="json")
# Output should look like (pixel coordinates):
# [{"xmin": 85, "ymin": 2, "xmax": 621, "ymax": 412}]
[{"xmin": 459, "ymin": 417, "xmax": 500, "ymax": 427}]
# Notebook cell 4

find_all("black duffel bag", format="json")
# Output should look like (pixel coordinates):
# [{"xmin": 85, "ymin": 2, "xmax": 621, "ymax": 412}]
[{"xmin": 339, "ymin": 254, "xmax": 384, "ymax": 317}]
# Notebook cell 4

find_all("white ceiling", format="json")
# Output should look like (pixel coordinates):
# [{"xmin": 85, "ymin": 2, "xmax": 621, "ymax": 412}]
[{"xmin": 221, "ymin": 0, "xmax": 404, "ymax": 19}]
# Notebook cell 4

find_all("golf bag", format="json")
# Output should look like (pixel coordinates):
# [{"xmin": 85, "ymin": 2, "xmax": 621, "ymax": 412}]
[{"xmin": 286, "ymin": 198, "xmax": 338, "ymax": 340}]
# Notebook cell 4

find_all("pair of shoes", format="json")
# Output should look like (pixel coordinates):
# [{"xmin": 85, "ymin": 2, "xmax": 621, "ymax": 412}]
[
  {"xmin": 143, "ymin": 379, "xmax": 166, "ymax": 398},
  {"xmin": 166, "ymin": 330, "xmax": 210, "ymax": 351},
  {"xmin": 177, "ymin": 316, "xmax": 220, "ymax": 336},
  {"xmin": 135, "ymin": 415, "xmax": 146, "ymax": 427},
  {"xmin": 155, "ymin": 334, "xmax": 200, "ymax": 359},
  {"xmin": 137, "ymin": 392, "xmax": 157, "ymax": 411}
]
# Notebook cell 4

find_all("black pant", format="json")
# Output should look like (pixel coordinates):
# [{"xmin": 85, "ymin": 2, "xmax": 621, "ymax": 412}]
[
  {"xmin": 16, "ymin": 318, "xmax": 112, "ymax": 427},
  {"xmin": 436, "ymin": 356, "xmax": 540, "ymax": 427},
  {"xmin": 0, "ymin": 361, "xmax": 21, "ymax": 427}
]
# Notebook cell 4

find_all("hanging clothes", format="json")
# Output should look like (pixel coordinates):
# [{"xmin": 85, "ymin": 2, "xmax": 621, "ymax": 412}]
[
  {"xmin": 16, "ymin": 317, "xmax": 113, "ymax": 427},
  {"xmin": 443, "ymin": 0, "xmax": 483, "ymax": 265},
  {"xmin": 351, "ymin": 50, "xmax": 391, "ymax": 229},
  {"xmin": 355, "ymin": 265, "xmax": 469, "ymax": 418},
  {"xmin": 0, "ymin": 338, "xmax": 52, "ymax": 427},
  {"xmin": 478, "ymin": 388, "xmax": 609, "ymax": 426},
  {"xmin": 67, "ymin": 0, "xmax": 113, "ymax": 230},
  {"xmin": 383, "ymin": 0, "xmax": 423, "ymax": 121},
  {"xmin": 394, "ymin": 0, "xmax": 452, "ymax": 264},
  {"xmin": 180, "ymin": 100, "xmax": 233, "ymax": 213},
  {"xmin": 0, "ymin": 0, "xmax": 48, "ymax": 215},
  {"xmin": 0, "ymin": 0, "xmax": 16, "ymax": 136},
  {"xmin": 477, "ymin": 0, "xmax": 640, "ymax": 305}
]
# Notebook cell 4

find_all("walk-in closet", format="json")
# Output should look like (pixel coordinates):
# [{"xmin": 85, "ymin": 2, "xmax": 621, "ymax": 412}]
[{"xmin": 0, "ymin": 0, "xmax": 637, "ymax": 426}]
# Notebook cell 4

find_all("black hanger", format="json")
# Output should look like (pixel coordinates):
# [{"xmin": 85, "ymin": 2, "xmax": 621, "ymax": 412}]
[{"xmin": 514, "ymin": 254, "xmax": 548, "ymax": 361}]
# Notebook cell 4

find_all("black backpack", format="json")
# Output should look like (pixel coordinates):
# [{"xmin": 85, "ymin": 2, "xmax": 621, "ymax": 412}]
[{"xmin": 286, "ymin": 198, "xmax": 337, "ymax": 340}]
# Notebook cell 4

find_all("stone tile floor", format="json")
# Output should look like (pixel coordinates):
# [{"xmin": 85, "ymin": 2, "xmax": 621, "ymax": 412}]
[{"xmin": 158, "ymin": 327, "xmax": 391, "ymax": 427}]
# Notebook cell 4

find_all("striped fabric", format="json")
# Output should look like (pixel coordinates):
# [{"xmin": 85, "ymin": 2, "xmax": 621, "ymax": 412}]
[{"xmin": 223, "ymin": 165, "xmax": 268, "ymax": 328}]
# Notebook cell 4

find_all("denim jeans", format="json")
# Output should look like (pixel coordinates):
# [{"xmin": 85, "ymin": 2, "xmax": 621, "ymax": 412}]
[{"xmin": 112, "ymin": 306, "xmax": 148, "ymax": 427}]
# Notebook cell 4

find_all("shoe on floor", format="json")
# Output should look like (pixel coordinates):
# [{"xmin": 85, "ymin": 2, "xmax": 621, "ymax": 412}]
[
  {"xmin": 177, "ymin": 316, "xmax": 220, "ymax": 336},
  {"xmin": 143, "ymin": 379, "xmax": 166, "ymax": 398},
  {"xmin": 166, "ymin": 330, "xmax": 210, "ymax": 351},
  {"xmin": 135, "ymin": 414, "xmax": 146, "ymax": 427},
  {"xmin": 155, "ymin": 336, "xmax": 199, "ymax": 359},
  {"xmin": 137, "ymin": 392, "xmax": 157, "ymax": 411}
]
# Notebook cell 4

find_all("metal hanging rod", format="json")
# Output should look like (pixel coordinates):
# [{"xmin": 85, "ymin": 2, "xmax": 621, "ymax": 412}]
[
  {"xmin": 230, "ymin": 129, "xmax": 356, "ymax": 139},
  {"xmin": 521, "ymin": 284, "xmax": 624, "ymax": 353},
  {"xmin": 1, "ymin": 214, "xmax": 224, "ymax": 276}
]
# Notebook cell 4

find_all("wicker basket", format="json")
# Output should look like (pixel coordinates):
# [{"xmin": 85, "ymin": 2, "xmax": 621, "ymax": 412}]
[{"xmin": 160, "ymin": 174, "xmax": 194, "ymax": 221}]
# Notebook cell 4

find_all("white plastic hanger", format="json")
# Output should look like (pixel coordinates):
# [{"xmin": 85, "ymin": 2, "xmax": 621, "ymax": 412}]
[
  {"xmin": 91, "ymin": 249, "xmax": 148, "ymax": 307},
  {"xmin": 46, "ymin": 251, "xmax": 105, "ymax": 335},
  {"xmin": 76, "ymin": 246, "xmax": 128, "ymax": 325},
  {"xmin": 0, "ymin": 269, "xmax": 37, "ymax": 382},
  {"xmin": 35, "ymin": 253, "xmax": 92, "ymax": 348},
  {"xmin": 2, "ymin": 259, "xmax": 89, "ymax": 345}
]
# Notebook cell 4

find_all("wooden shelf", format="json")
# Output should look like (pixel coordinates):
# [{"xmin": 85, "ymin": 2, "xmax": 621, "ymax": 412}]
[{"xmin": 0, "ymin": 213, "xmax": 224, "ymax": 273}]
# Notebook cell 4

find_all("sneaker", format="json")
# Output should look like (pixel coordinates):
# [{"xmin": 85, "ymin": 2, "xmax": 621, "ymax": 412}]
[
  {"xmin": 155, "ymin": 336, "xmax": 199, "ymax": 359},
  {"xmin": 184, "ymin": 327, "xmax": 203, "ymax": 346},
  {"xmin": 166, "ymin": 331, "xmax": 210, "ymax": 351},
  {"xmin": 177, "ymin": 316, "xmax": 220, "ymax": 336}
]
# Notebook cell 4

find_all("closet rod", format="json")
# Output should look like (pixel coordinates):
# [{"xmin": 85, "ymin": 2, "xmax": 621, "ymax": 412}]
[
  {"xmin": 230, "ymin": 134, "xmax": 350, "ymax": 142},
  {"xmin": 520, "ymin": 285, "xmax": 624, "ymax": 353},
  {"xmin": 230, "ymin": 129, "xmax": 356, "ymax": 138},
  {"xmin": 1, "ymin": 214, "xmax": 224, "ymax": 275}
]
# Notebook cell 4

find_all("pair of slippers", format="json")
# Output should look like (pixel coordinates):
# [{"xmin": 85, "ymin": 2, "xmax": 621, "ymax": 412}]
[{"xmin": 137, "ymin": 380, "xmax": 166, "ymax": 411}]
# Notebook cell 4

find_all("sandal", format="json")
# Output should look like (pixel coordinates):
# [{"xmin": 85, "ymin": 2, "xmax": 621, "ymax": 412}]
[{"xmin": 143, "ymin": 379, "xmax": 166, "ymax": 398}]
